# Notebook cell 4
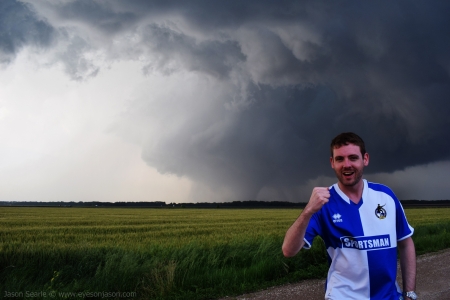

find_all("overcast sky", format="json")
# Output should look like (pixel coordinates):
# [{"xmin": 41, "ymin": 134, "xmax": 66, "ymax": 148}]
[{"xmin": 0, "ymin": 0, "xmax": 449, "ymax": 203}]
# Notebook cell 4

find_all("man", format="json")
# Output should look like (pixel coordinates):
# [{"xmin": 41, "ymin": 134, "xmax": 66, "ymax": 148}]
[{"xmin": 282, "ymin": 132, "xmax": 417, "ymax": 300}]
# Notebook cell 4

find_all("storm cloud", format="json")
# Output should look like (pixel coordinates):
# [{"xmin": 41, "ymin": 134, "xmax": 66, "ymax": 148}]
[
  {"xmin": 0, "ymin": 0, "xmax": 55, "ymax": 63},
  {"xmin": 3, "ymin": 0, "xmax": 450, "ymax": 201}
]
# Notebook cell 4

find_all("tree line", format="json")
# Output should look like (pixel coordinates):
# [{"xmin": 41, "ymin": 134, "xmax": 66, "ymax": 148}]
[{"xmin": 1, "ymin": 200, "xmax": 450, "ymax": 208}]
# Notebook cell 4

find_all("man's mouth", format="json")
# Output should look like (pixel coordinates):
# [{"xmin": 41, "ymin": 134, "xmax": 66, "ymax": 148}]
[{"xmin": 343, "ymin": 171, "xmax": 354, "ymax": 176}]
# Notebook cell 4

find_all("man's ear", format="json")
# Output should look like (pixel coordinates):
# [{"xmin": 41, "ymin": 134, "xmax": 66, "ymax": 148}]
[{"xmin": 363, "ymin": 153, "xmax": 369, "ymax": 166}]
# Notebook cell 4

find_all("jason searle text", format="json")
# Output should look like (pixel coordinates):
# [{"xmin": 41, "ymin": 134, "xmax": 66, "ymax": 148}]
[{"xmin": 3, "ymin": 290, "xmax": 137, "ymax": 298}]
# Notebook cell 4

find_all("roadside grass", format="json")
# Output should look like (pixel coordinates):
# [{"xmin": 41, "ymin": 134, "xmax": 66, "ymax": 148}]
[{"xmin": 0, "ymin": 207, "xmax": 449, "ymax": 299}]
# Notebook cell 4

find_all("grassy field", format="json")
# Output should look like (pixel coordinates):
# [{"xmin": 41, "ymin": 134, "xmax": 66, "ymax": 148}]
[{"xmin": 1, "ymin": 207, "xmax": 450, "ymax": 299}]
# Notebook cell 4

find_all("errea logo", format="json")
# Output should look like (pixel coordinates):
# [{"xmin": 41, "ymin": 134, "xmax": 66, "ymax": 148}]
[{"xmin": 332, "ymin": 213, "xmax": 343, "ymax": 223}]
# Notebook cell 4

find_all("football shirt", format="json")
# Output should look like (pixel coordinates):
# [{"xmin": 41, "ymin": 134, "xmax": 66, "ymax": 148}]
[{"xmin": 304, "ymin": 179, "xmax": 414, "ymax": 300}]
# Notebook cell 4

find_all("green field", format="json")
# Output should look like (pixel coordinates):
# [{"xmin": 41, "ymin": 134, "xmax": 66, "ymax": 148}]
[{"xmin": 1, "ymin": 207, "xmax": 450, "ymax": 300}]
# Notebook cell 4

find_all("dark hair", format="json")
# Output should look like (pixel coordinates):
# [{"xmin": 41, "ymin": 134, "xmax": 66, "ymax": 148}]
[{"xmin": 330, "ymin": 132, "xmax": 366, "ymax": 157}]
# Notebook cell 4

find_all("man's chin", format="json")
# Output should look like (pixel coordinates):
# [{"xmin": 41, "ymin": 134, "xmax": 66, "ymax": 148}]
[
  {"xmin": 339, "ymin": 177, "xmax": 361, "ymax": 187},
  {"xmin": 334, "ymin": 171, "xmax": 363, "ymax": 187}
]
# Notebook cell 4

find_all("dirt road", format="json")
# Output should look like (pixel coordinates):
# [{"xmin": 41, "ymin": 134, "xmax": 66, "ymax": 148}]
[{"xmin": 220, "ymin": 248, "xmax": 450, "ymax": 300}]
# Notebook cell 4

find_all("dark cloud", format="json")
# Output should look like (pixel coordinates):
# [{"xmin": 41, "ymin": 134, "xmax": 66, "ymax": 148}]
[
  {"xmin": 0, "ymin": 0, "xmax": 55, "ymax": 63},
  {"xmin": 139, "ymin": 23, "xmax": 245, "ymax": 78},
  {"xmin": 50, "ymin": 0, "xmax": 138, "ymax": 34},
  {"xmin": 16, "ymin": 1, "xmax": 450, "ymax": 200}
]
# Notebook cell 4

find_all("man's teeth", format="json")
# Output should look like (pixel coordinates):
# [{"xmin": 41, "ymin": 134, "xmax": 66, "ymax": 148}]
[{"xmin": 343, "ymin": 172, "xmax": 354, "ymax": 175}]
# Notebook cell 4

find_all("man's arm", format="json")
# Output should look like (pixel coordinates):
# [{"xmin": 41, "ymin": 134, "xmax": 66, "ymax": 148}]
[
  {"xmin": 398, "ymin": 237, "xmax": 416, "ymax": 298},
  {"xmin": 282, "ymin": 187, "xmax": 330, "ymax": 257},
  {"xmin": 282, "ymin": 210, "xmax": 313, "ymax": 257}
]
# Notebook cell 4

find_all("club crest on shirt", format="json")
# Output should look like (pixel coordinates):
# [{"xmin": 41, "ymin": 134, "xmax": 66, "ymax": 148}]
[{"xmin": 375, "ymin": 204, "xmax": 387, "ymax": 219}]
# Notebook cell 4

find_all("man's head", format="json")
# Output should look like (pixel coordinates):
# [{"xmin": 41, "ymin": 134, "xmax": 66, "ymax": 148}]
[
  {"xmin": 330, "ymin": 132, "xmax": 369, "ymax": 189},
  {"xmin": 330, "ymin": 132, "xmax": 366, "ymax": 158}
]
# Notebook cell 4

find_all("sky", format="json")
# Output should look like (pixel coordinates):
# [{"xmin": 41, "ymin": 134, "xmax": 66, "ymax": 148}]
[{"xmin": 0, "ymin": 0, "xmax": 449, "ymax": 203}]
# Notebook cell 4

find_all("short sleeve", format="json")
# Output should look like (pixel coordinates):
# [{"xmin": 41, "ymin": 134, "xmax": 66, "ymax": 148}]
[
  {"xmin": 303, "ymin": 212, "xmax": 323, "ymax": 249},
  {"xmin": 394, "ymin": 195, "xmax": 414, "ymax": 241}
]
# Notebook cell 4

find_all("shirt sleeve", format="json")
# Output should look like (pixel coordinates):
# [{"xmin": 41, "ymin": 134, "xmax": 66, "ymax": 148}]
[
  {"xmin": 303, "ymin": 211, "xmax": 323, "ymax": 249},
  {"xmin": 394, "ymin": 194, "xmax": 414, "ymax": 241}
]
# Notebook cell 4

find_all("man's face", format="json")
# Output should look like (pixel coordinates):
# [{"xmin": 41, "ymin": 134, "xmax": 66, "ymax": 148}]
[{"xmin": 330, "ymin": 143, "xmax": 369, "ymax": 187}]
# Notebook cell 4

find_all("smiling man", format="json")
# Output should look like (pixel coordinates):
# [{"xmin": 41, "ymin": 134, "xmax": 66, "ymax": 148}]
[{"xmin": 282, "ymin": 132, "xmax": 417, "ymax": 300}]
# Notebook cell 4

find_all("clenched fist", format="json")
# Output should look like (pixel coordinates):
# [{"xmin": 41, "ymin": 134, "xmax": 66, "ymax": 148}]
[{"xmin": 304, "ymin": 187, "xmax": 330, "ymax": 215}]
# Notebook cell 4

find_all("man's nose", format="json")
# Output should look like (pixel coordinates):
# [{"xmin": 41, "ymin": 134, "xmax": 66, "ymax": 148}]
[{"xmin": 343, "ymin": 158, "xmax": 352, "ymax": 167}]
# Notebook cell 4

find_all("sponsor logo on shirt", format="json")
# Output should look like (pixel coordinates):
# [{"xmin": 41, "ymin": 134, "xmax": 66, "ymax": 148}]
[
  {"xmin": 340, "ymin": 234, "xmax": 391, "ymax": 250},
  {"xmin": 332, "ymin": 213, "xmax": 343, "ymax": 223}
]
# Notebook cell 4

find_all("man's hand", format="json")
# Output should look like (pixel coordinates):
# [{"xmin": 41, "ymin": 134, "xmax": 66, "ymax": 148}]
[{"xmin": 303, "ymin": 187, "xmax": 330, "ymax": 215}]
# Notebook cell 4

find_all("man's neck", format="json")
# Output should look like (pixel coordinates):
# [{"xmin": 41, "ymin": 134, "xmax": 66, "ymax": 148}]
[{"xmin": 338, "ymin": 180, "xmax": 364, "ymax": 204}]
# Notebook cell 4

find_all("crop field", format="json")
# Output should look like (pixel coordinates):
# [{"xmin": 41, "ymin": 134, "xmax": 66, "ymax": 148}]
[{"xmin": 1, "ymin": 207, "xmax": 450, "ymax": 299}]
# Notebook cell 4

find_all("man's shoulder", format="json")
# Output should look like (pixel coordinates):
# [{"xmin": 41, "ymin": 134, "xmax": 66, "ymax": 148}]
[
  {"xmin": 365, "ymin": 181, "xmax": 398, "ymax": 200},
  {"xmin": 366, "ymin": 181, "xmax": 393, "ymax": 193}
]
